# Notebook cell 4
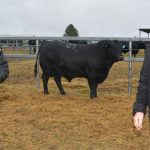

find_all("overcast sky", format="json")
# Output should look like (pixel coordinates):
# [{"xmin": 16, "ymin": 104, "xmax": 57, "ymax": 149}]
[{"xmin": 0, "ymin": 0, "xmax": 150, "ymax": 37}]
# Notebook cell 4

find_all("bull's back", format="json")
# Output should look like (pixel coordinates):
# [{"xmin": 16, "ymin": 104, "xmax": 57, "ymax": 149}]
[{"xmin": 39, "ymin": 42, "xmax": 92, "ymax": 63}]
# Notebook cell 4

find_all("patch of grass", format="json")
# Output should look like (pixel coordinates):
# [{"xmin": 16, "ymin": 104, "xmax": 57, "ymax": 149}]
[{"xmin": 3, "ymin": 48, "xmax": 30, "ymax": 54}]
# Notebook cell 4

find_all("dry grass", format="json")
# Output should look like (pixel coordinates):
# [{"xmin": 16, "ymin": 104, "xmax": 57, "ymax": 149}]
[
  {"xmin": 3, "ymin": 48, "xmax": 30, "ymax": 54},
  {"xmin": 0, "ymin": 59, "xmax": 150, "ymax": 150}
]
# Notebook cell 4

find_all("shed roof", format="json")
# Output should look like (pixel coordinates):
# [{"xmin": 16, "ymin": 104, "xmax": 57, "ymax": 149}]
[{"xmin": 139, "ymin": 28, "xmax": 150, "ymax": 33}]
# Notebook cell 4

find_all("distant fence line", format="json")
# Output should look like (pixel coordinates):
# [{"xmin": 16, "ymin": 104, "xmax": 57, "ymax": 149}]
[{"xmin": 1, "ymin": 36, "xmax": 150, "ymax": 96}]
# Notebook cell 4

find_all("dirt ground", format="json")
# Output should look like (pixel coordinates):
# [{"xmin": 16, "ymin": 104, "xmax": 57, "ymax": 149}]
[{"xmin": 0, "ymin": 59, "xmax": 150, "ymax": 150}]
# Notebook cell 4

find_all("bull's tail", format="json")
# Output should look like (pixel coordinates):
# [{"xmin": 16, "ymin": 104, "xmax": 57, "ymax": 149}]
[
  {"xmin": 34, "ymin": 41, "xmax": 46, "ymax": 77},
  {"xmin": 34, "ymin": 56, "xmax": 39, "ymax": 78}
]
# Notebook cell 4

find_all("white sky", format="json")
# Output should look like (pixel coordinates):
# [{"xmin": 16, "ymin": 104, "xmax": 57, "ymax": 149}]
[{"xmin": 0, "ymin": 0, "xmax": 150, "ymax": 37}]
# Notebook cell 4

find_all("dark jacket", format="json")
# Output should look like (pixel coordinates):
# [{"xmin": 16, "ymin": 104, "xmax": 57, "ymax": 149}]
[
  {"xmin": 0, "ymin": 49, "xmax": 9, "ymax": 83},
  {"xmin": 133, "ymin": 43, "xmax": 150, "ymax": 117}
]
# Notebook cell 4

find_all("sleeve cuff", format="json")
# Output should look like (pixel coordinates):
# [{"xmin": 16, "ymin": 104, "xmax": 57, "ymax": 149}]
[{"xmin": 132, "ymin": 102, "xmax": 147, "ymax": 116}]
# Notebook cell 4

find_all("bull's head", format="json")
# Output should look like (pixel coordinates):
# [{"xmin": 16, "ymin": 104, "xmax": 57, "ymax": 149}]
[{"xmin": 104, "ymin": 40, "xmax": 124, "ymax": 62}]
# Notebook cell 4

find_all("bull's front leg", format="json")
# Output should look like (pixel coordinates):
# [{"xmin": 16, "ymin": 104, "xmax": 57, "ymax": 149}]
[{"xmin": 87, "ymin": 79, "xmax": 98, "ymax": 99}]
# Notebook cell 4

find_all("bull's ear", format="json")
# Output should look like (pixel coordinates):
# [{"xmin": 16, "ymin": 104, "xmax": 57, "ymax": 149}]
[{"xmin": 0, "ymin": 47, "xmax": 2, "ymax": 53}]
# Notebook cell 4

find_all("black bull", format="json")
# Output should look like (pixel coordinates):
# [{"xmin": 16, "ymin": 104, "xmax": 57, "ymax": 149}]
[{"xmin": 34, "ymin": 40, "xmax": 123, "ymax": 98}]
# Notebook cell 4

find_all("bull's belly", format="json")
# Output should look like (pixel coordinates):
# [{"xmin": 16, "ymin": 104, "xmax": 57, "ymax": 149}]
[
  {"xmin": 46, "ymin": 64, "xmax": 109, "ymax": 83},
  {"xmin": 62, "ymin": 70, "xmax": 86, "ymax": 82},
  {"xmin": 57, "ymin": 66, "xmax": 86, "ymax": 82}
]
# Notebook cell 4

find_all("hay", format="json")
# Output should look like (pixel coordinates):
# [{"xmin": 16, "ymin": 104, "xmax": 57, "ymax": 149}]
[{"xmin": 0, "ymin": 60, "xmax": 150, "ymax": 150}]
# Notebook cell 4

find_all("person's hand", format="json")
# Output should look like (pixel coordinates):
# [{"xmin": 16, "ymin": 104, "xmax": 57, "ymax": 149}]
[{"xmin": 133, "ymin": 112, "xmax": 144, "ymax": 131}]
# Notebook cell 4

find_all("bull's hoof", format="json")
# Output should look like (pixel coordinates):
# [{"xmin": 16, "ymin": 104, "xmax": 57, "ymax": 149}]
[
  {"xmin": 90, "ymin": 95, "xmax": 97, "ymax": 99},
  {"xmin": 60, "ymin": 91, "xmax": 67, "ymax": 95},
  {"xmin": 44, "ymin": 91, "xmax": 49, "ymax": 94}
]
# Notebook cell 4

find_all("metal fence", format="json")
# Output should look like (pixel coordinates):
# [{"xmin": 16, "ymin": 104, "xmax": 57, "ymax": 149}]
[{"xmin": 1, "ymin": 36, "xmax": 150, "ymax": 95}]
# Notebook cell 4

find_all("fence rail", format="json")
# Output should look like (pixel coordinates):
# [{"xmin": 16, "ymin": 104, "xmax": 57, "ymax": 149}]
[
  {"xmin": 0, "ymin": 36, "xmax": 150, "ymax": 41},
  {"xmin": 5, "ymin": 54, "xmax": 36, "ymax": 59},
  {"xmin": 5, "ymin": 54, "xmax": 144, "ymax": 62}
]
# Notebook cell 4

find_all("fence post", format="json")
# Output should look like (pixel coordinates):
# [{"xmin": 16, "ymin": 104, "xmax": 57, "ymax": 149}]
[
  {"xmin": 36, "ymin": 40, "xmax": 40, "ymax": 89},
  {"xmin": 128, "ymin": 40, "xmax": 132, "ymax": 96},
  {"xmin": 16, "ymin": 40, "xmax": 18, "ymax": 52},
  {"xmin": 36, "ymin": 40, "xmax": 39, "ymax": 55}
]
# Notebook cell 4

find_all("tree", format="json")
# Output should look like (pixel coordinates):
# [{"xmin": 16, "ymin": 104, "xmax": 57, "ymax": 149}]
[{"xmin": 63, "ymin": 24, "xmax": 79, "ymax": 36}]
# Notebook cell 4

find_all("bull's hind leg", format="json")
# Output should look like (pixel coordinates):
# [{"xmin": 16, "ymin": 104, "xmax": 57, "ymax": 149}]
[
  {"xmin": 42, "ymin": 73, "xmax": 49, "ymax": 94},
  {"xmin": 54, "ymin": 75, "xmax": 66, "ymax": 95}
]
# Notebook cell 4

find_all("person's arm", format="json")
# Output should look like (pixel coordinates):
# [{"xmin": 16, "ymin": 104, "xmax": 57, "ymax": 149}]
[
  {"xmin": 133, "ymin": 46, "xmax": 149, "ymax": 130},
  {"xmin": 133, "ymin": 60, "xmax": 148, "ymax": 115}
]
